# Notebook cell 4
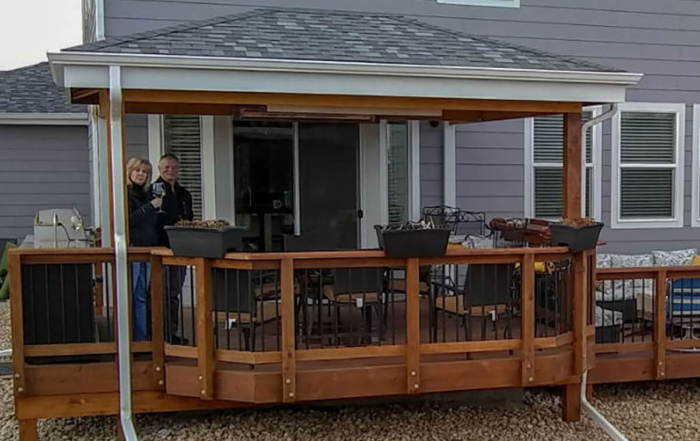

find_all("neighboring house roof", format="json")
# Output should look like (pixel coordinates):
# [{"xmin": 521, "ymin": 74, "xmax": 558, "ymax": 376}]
[
  {"xmin": 64, "ymin": 7, "xmax": 624, "ymax": 74},
  {"xmin": 0, "ymin": 62, "xmax": 85, "ymax": 114}
]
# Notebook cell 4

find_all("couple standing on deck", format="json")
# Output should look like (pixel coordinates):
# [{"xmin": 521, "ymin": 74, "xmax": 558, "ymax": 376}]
[{"xmin": 126, "ymin": 154, "xmax": 192, "ymax": 344}]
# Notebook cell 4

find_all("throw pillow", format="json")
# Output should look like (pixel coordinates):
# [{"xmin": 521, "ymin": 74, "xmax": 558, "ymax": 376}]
[{"xmin": 652, "ymin": 249, "xmax": 697, "ymax": 267}]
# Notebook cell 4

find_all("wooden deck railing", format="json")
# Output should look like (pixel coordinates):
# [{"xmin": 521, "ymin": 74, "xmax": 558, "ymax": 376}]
[
  {"xmin": 591, "ymin": 265, "xmax": 700, "ymax": 384},
  {"xmin": 9, "ymin": 245, "xmax": 590, "ymax": 421}
]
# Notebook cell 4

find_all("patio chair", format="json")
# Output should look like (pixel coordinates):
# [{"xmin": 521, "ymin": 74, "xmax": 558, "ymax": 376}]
[
  {"xmin": 323, "ymin": 267, "xmax": 385, "ymax": 344},
  {"xmin": 432, "ymin": 263, "xmax": 516, "ymax": 341},
  {"xmin": 212, "ymin": 269, "xmax": 283, "ymax": 352}
]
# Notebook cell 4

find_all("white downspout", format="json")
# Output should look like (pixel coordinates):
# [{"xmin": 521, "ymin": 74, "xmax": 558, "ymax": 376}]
[
  {"xmin": 109, "ymin": 65, "xmax": 139, "ymax": 441},
  {"xmin": 580, "ymin": 103, "xmax": 627, "ymax": 441}
]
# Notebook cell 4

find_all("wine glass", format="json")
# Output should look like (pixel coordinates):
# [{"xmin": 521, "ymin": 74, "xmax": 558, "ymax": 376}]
[{"xmin": 152, "ymin": 182, "xmax": 166, "ymax": 214}]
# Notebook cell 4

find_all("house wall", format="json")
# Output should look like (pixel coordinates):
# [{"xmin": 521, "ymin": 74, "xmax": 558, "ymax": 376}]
[
  {"xmin": 103, "ymin": 0, "xmax": 700, "ymax": 254},
  {"xmin": 0, "ymin": 125, "xmax": 90, "ymax": 240}
]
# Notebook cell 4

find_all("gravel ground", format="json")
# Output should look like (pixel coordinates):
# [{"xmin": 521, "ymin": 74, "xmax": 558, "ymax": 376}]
[{"xmin": 2, "ymin": 299, "xmax": 700, "ymax": 441}]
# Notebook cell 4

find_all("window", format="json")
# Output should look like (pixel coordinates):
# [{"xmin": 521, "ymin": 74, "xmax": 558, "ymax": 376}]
[
  {"xmin": 163, "ymin": 115, "xmax": 204, "ymax": 220},
  {"xmin": 611, "ymin": 103, "xmax": 685, "ymax": 229},
  {"xmin": 437, "ymin": 0, "xmax": 519, "ymax": 7},
  {"xmin": 693, "ymin": 105, "xmax": 700, "ymax": 227},
  {"xmin": 525, "ymin": 110, "xmax": 601, "ymax": 220}
]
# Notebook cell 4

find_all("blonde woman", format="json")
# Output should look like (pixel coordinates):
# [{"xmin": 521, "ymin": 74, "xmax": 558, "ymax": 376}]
[{"xmin": 126, "ymin": 157, "xmax": 161, "ymax": 341}]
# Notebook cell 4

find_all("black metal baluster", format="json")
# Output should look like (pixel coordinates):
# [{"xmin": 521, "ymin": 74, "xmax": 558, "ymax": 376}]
[
  {"xmin": 44, "ymin": 265, "xmax": 51, "ymax": 344},
  {"xmin": 225, "ymin": 269, "xmax": 230, "ymax": 350},
  {"xmin": 190, "ymin": 267, "xmax": 196, "ymax": 346},
  {"xmin": 59, "ymin": 265, "xmax": 66, "ymax": 343}
]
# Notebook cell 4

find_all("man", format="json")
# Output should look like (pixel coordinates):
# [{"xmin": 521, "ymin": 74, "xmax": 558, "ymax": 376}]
[{"xmin": 155, "ymin": 154, "xmax": 193, "ymax": 344}]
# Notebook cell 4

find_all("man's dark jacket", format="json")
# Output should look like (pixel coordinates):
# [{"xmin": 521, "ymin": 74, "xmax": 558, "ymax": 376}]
[{"xmin": 154, "ymin": 177, "xmax": 194, "ymax": 247}]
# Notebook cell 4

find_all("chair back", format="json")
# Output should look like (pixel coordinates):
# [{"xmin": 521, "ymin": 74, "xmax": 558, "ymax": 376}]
[
  {"xmin": 462, "ymin": 264, "xmax": 514, "ymax": 307},
  {"xmin": 332, "ymin": 268, "xmax": 383, "ymax": 294},
  {"xmin": 213, "ymin": 269, "xmax": 255, "ymax": 313}
]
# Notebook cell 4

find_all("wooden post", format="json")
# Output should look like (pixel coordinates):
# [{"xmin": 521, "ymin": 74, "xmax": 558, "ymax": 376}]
[
  {"xmin": 150, "ymin": 254, "xmax": 165, "ymax": 390},
  {"xmin": 281, "ymin": 259, "xmax": 297, "ymax": 402},
  {"xmin": 521, "ymin": 254, "xmax": 535, "ymax": 386},
  {"xmin": 195, "ymin": 258, "xmax": 214, "ymax": 400},
  {"xmin": 9, "ymin": 251, "xmax": 26, "ymax": 399},
  {"xmin": 406, "ymin": 258, "xmax": 421, "ymax": 394},
  {"xmin": 573, "ymin": 253, "xmax": 587, "ymax": 375},
  {"xmin": 655, "ymin": 270, "xmax": 667, "ymax": 380},
  {"xmin": 561, "ymin": 113, "xmax": 584, "ymax": 423},
  {"xmin": 562, "ymin": 112, "xmax": 583, "ymax": 220},
  {"xmin": 562, "ymin": 383, "xmax": 581, "ymax": 422},
  {"xmin": 19, "ymin": 419, "xmax": 38, "ymax": 441}
]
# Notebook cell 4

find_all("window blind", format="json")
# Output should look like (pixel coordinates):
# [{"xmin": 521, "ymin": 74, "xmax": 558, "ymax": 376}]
[
  {"xmin": 388, "ymin": 122, "xmax": 410, "ymax": 224},
  {"xmin": 620, "ymin": 169, "xmax": 673, "ymax": 218},
  {"xmin": 533, "ymin": 168, "xmax": 593, "ymax": 218},
  {"xmin": 533, "ymin": 113, "xmax": 593, "ymax": 163},
  {"xmin": 163, "ymin": 115, "xmax": 203, "ymax": 220},
  {"xmin": 618, "ymin": 111, "xmax": 677, "ymax": 220},
  {"xmin": 532, "ymin": 112, "xmax": 594, "ymax": 218}
]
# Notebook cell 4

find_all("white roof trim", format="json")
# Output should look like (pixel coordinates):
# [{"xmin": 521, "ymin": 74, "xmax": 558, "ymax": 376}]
[
  {"xmin": 0, "ymin": 113, "xmax": 88, "ymax": 126},
  {"xmin": 48, "ymin": 51, "xmax": 643, "ymax": 104}
]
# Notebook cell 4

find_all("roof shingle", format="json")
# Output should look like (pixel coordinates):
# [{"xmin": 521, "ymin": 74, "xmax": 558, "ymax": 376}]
[
  {"xmin": 65, "ymin": 8, "xmax": 624, "ymax": 73},
  {"xmin": 0, "ymin": 63, "xmax": 85, "ymax": 114}
]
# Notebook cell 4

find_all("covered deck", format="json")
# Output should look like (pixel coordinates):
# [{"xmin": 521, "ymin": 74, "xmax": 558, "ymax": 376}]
[{"xmin": 9, "ymin": 7, "xmax": 650, "ymax": 440}]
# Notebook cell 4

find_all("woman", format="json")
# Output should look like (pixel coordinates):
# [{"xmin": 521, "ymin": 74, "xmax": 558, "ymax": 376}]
[{"xmin": 126, "ymin": 157, "xmax": 162, "ymax": 341}]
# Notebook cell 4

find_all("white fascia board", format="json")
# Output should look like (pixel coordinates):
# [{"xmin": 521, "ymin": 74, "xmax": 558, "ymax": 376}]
[
  {"xmin": 48, "ymin": 52, "xmax": 642, "ymax": 104},
  {"xmin": 0, "ymin": 113, "xmax": 88, "ymax": 125}
]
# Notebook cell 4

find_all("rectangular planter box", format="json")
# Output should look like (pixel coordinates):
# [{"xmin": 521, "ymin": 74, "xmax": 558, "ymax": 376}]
[
  {"xmin": 375, "ymin": 226, "xmax": 451, "ymax": 258},
  {"xmin": 549, "ymin": 222, "xmax": 603, "ymax": 253},
  {"xmin": 165, "ymin": 226, "xmax": 247, "ymax": 258}
]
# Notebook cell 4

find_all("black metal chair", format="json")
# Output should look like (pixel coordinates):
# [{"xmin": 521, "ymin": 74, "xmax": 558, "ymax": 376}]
[
  {"xmin": 212, "ymin": 269, "xmax": 283, "ymax": 352},
  {"xmin": 323, "ymin": 267, "xmax": 385, "ymax": 345},
  {"xmin": 432, "ymin": 263, "xmax": 517, "ymax": 341}
]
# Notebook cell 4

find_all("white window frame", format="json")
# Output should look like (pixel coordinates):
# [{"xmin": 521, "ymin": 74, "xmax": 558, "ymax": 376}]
[
  {"xmin": 437, "ymin": 0, "xmax": 519, "ymax": 7},
  {"xmin": 611, "ymin": 102, "xmax": 685, "ymax": 229},
  {"xmin": 524, "ymin": 107, "xmax": 602, "ymax": 220},
  {"xmin": 691, "ymin": 104, "xmax": 700, "ymax": 227}
]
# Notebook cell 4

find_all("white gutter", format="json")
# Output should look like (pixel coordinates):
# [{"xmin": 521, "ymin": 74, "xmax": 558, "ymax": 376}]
[
  {"xmin": 0, "ymin": 113, "xmax": 88, "ymax": 126},
  {"xmin": 581, "ymin": 371, "xmax": 628, "ymax": 441},
  {"xmin": 108, "ymin": 65, "xmax": 139, "ymax": 441},
  {"xmin": 48, "ymin": 51, "xmax": 643, "ymax": 86},
  {"xmin": 580, "ymin": 103, "xmax": 627, "ymax": 441}
]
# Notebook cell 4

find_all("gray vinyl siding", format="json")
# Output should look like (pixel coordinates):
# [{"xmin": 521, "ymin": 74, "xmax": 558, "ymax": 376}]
[
  {"xmin": 0, "ymin": 125, "xmax": 90, "ymax": 240},
  {"xmin": 104, "ymin": 0, "xmax": 700, "ymax": 254}
]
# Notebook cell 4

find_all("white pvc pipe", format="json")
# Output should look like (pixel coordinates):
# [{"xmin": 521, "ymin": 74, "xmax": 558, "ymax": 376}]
[
  {"xmin": 109, "ymin": 65, "xmax": 139, "ymax": 441},
  {"xmin": 581, "ymin": 104, "xmax": 618, "ymax": 216},
  {"xmin": 0, "ymin": 349, "xmax": 11, "ymax": 357},
  {"xmin": 581, "ymin": 371, "xmax": 628, "ymax": 441},
  {"xmin": 579, "ymin": 103, "xmax": 626, "ymax": 441}
]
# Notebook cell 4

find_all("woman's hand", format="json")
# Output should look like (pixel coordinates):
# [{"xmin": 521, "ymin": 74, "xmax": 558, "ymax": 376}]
[{"xmin": 150, "ymin": 198, "xmax": 163, "ymax": 209}]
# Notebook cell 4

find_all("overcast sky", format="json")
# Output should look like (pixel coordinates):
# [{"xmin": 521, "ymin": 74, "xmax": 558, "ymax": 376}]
[{"xmin": 0, "ymin": 0, "xmax": 82, "ymax": 70}]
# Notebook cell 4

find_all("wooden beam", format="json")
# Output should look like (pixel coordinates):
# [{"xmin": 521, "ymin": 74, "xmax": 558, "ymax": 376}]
[
  {"xmin": 572, "ymin": 252, "xmax": 587, "ymax": 375},
  {"xmin": 521, "ymin": 254, "xmax": 535, "ymax": 386},
  {"xmin": 19, "ymin": 419, "xmax": 37, "ymax": 441},
  {"xmin": 281, "ymin": 258, "xmax": 296, "ymax": 403},
  {"xmin": 562, "ymin": 383, "xmax": 581, "ymax": 422},
  {"xmin": 655, "ymin": 270, "xmax": 667, "ymax": 380},
  {"xmin": 442, "ymin": 109, "xmax": 573, "ymax": 124},
  {"xmin": 406, "ymin": 258, "xmax": 421, "ymax": 394},
  {"xmin": 125, "ymin": 102, "xmax": 235, "ymax": 115},
  {"xmin": 9, "ymin": 251, "xmax": 26, "ymax": 398},
  {"xmin": 123, "ymin": 90, "xmax": 582, "ymax": 114},
  {"xmin": 150, "ymin": 254, "xmax": 165, "ymax": 390},
  {"xmin": 562, "ymin": 111, "xmax": 583, "ymax": 219},
  {"xmin": 195, "ymin": 258, "xmax": 214, "ymax": 400},
  {"xmin": 420, "ymin": 339, "xmax": 521, "ymax": 355}
]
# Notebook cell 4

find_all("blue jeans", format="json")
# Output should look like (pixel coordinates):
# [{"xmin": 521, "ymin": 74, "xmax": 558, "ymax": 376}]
[{"xmin": 131, "ymin": 262, "xmax": 151, "ymax": 341}]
